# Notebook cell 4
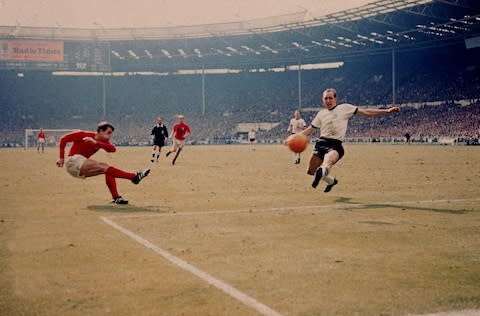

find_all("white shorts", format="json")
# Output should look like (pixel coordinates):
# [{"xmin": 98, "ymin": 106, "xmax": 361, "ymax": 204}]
[
  {"xmin": 38, "ymin": 138, "xmax": 45, "ymax": 144},
  {"xmin": 173, "ymin": 139, "xmax": 185, "ymax": 148},
  {"xmin": 65, "ymin": 154, "xmax": 87, "ymax": 179}
]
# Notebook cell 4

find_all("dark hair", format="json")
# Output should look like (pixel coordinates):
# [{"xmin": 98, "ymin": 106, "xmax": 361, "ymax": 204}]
[{"xmin": 97, "ymin": 121, "xmax": 115, "ymax": 133}]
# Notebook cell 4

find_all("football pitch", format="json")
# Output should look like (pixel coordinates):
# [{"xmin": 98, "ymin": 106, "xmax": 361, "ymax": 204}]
[{"xmin": 1, "ymin": 144, "xmax": 479, "ymax": 316}]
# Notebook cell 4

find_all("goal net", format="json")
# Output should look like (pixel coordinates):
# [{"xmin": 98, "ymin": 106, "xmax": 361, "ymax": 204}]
[{"xmin": 24, "ymin": 129, "xmax": 78, "ymax": 150}]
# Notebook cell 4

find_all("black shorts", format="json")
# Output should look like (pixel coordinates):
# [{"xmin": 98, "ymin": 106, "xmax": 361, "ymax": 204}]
[
  {"xmin": 153, "ymin": 139, "xmax": 165, "ymax": 147},
  {"xmin": 313, "ymin": 137, "xmax": 345, "ymax": 160}
]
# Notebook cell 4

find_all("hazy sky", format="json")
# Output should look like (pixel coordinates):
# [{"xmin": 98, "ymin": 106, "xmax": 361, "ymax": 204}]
[{"xmin": 0, "ymin": 0, "xmax": 372, "ymax": 28}]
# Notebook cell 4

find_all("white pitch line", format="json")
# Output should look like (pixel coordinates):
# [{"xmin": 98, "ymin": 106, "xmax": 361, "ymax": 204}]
[
  {"xmin": 100, "ymin": 216, "xmax": 285, "ymax": 316},
  {"xmin": 408, "ymin": 309, "xmax": 480, "ymax": 316},
  {"xmin": 101, "ymin": 197, "xmax": 480, "ymax": 316},
  {"xmin": 108, "ymin": 197, "xmax": 480, "ymax": 220},
  {"xmin": 109, "ymin": 203, "xmax": 339, "ymax": 219}
]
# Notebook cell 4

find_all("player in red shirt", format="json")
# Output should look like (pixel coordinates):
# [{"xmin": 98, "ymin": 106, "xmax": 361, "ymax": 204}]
[
  {"xmin": 56, "ymin": 121, "xmax": 150, "ymax": 204},
  {"xmin": 37, "ymin": 128, "xmax": 46, "ymax": 153},
  {"xmin": 165, "ymin": 115, "xmax": 191, "ymax": 165}
]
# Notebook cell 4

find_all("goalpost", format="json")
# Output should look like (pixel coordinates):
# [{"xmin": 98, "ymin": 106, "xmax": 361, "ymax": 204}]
[{"xmin": 24, "ymin": 128, "xmax": 78, "ymax": 150}]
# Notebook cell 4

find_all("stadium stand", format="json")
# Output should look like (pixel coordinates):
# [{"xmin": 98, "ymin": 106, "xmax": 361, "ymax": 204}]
[
  {"xmin": 1, "ymin": 49, "xmax": 479, "ymax": 147},
  {"xmin": 1, "ymin": 0, "xmax": 479, "ymax": 147}
]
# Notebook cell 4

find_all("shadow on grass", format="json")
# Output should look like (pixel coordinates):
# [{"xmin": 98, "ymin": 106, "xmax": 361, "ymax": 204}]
[
  {"xmin": 360, "ymin": 203, "xmax": 470, "ymax": 215},
  {"xmin": 358, "ymin": 220, "xmax": 395, "ymax": 225},
  {"xmin": 334, "ymin": 197, "xmax": 471, "ymax": 215},
  {"xmin": 86, "ymin": 204, "xmax": 171, "ymax": 213},
  {"xmin": 335, "ymin": 197, "xmax": 359, "ymax": 204}
]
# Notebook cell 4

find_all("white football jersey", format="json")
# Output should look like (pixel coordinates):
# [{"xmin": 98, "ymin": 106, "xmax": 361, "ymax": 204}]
[
  {"xmin": 311, "ymin": 103, "xmax": 358, "ymax": 141},
  {"xmin": 289, "ymin": 118, "xmax": 306, "ymax": 134}
]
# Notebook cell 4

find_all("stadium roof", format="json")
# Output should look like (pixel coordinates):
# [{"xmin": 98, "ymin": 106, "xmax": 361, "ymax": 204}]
[
  {"xmin": 1, "ymin": 0, "xmax": 479, "ymax": 72},
  {"xmin": 0, "ymin": 0, "xmax": 373, "ymax": 29},
  {"xmin": 111, "ymin": 0, "xmax": 480, "ymax": 71}
]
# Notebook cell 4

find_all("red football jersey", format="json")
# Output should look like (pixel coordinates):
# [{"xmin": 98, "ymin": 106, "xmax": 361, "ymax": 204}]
[
  {"xmin": 59, "ymin": 130, "xmax": 116, "ymax": 159},
  {"xmin": 173, "ymin": 122, "xmax": 191, "ymax": 141}
]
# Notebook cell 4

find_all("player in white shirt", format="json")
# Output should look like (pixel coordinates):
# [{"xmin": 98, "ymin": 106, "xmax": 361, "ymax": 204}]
[
  {"xmin": 300, "ymin": 88, "xmax": 400, "ymax": 192},
  {"xmin": 287, "ymin": 110, "xmax": 306, "ymax": 164},
  {"xmin": 248, "ymin": 129, "xmax": 256, "ymax": 150}
]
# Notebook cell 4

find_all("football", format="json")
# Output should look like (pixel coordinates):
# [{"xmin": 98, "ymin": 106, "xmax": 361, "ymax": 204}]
[{"xmin": 285, "ymin": 133, "xmax": 308, "ymax": 153}]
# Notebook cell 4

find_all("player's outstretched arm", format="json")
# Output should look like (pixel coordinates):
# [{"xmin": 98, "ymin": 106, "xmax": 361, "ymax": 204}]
[
  {"xmin": 83, "ymin": 136, "xmax": 116, "ymax": 152},
  {"xmin": 300, "ymin": 126, "xmax": 315, "ymax": 137},
  {"xmin": 285, "ymin": 125, "xmax": 314, "ymax": 144},
  {"xmin": 387, "ymin": 106, "xmax": 401, "ymax": 113},
  {"xmin": 58, "ymin": 131, "xmax": 79, "ymax": 163},
  {"xmin": 357, "ymin": 106, "xmax": 400, "ymax": 117}
]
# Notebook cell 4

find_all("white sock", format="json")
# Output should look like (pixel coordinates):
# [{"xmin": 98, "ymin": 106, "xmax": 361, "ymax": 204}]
[
  {"xmin": 320, "ymin": 166, "xmax": 334, "ymax": 184},
  {"xmin": 323, "ymin": 175, "xmax": 335, "ymax": 185},
  {"xmin": 321, "ymin": 166, "xmax": 329, "ymax": 177}
]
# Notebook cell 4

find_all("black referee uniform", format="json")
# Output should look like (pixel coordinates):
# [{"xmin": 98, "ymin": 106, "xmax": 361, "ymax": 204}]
[{"xmin": 151, "ymin": 124, "xmax": 169, "ymax": 147}]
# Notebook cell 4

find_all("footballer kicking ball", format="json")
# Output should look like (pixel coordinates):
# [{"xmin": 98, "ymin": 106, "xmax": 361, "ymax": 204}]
[{"xmin": 285, "ymin": 133, "xmax": 308, "ymax": 153}]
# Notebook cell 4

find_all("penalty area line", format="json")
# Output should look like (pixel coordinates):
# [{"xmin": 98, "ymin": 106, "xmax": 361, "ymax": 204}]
[{"xmin": 100, "ymin": 216, "xmax": 285, "ymax": 316}]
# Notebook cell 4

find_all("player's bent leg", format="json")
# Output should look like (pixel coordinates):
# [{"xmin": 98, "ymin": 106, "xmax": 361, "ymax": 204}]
[
  {"xmin": 105, "ymin": 173, "xmax": 120, "ymax": 198},
  {"xmin": 321, "ymin": 151, "xmax": 339, "ymax": 181},
  {"xmin": 312, "ymin": 167, "xmax": 323, "ymax": 188},
  {"xmin": 167, "ymin": 142, "xmax": 181, "ymax": 157},
  {"xmin": 307, "ymin": 155, "xmax": 322, "ymax": 175},
  {"xmin": 79, "ymin": 159, "xmax": 110, "ymax": 177},
  {"xmin": 166, "ymin": 145, "xmax": 176, "ymax": 157},
  {"xmin": 105, "ymin": 173, "xmax": 129, "ymax": 204},
  {"xmin": 321, "ymin": 150, "xmax": 339, "ymax": 171},
  {"xmin": 308, "ymin": 155, "xmax": 324, "ymax": 188},
  {"xmin": 105, "ymin": 166, "xmax": 136, "ymax": 181},
  {"xmin": 172, "ymin": 147, "xmax": 182, "ymax": 165},
  {"xmin": 320, "ymin": 150, "xmax": 340, "ymax": 191}
]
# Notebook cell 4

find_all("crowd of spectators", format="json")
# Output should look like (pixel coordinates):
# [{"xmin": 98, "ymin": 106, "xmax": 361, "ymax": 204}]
[{"xmin": 1, "ymin": 47, "xmax": 479, "ymax": 147}]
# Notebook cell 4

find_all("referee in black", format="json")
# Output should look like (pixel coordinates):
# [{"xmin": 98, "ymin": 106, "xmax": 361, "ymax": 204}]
[{"xmin": 150, "ymin": 117, "xmax": 169, "ymax": 163}]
